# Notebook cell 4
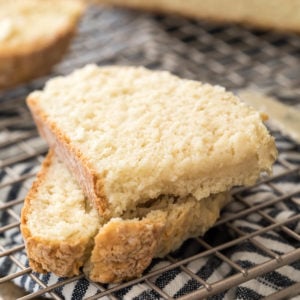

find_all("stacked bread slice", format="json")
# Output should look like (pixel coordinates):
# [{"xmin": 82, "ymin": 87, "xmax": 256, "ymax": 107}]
[{"xmin": 21, "ymin": 65, "xmax": 277, "ymax": 283}]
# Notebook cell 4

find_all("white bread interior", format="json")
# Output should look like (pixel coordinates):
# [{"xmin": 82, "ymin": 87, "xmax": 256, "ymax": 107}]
[{"xmin": 27, "ymin": 65, "xmax": 277, "ymax": 218}]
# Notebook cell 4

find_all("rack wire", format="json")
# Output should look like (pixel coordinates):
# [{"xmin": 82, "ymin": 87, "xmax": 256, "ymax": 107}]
[{"xmin": 0, "ymin": 5, "xmax": 300, "ymax": 299}]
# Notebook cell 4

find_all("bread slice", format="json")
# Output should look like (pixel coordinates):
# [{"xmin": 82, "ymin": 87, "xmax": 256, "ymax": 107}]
[
  {"xmin": 0, "ymin": 0, "xmax": 84, "ymax": 90},
  {"xmin": 27, "ymin": 65, "xmax": 277, "ymax": 218},
  {"xmin": 93, "ymin": 0, "xmax": 300, "ymax": 33},
  {"xmin": 21, "ymin": 151, "xmax": 230, "ymax": 283}
]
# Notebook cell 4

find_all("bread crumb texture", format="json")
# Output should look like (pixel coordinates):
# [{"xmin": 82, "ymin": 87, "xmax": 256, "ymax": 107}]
[
  {"xmin": 28, "ymin": 65, "xmax": 277, "ymax": 216},
  {"xmin": 25, "ymin": 153, "xmax": 100, "ymax": 240}
]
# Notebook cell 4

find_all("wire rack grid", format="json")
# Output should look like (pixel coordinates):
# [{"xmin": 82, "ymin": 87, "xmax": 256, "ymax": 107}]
[{"xmin": 0, "ymin": 5, "xmax": 300, "ymax": 300}]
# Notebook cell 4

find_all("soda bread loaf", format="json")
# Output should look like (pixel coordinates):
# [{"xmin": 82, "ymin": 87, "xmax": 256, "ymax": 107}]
[
  {"xmin": 0, "ymin": 0, "xmax": 84, "ymax": 90},
  {"xmin": 93, "ymin": 0, "xmax": 300, "ymax": 33},
  {"xmin": 27, "ymin": 65, "xmax": 277, "ymax": 219},
  {"xmin": 21, "ymin": 151, "xmax": 230, "ymax": 283}
]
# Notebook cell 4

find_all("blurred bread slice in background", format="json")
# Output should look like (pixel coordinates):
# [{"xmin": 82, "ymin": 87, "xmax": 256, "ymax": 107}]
[
  {"xmin": 92, "ymin": 0, "xmax": 300, "ymax": 33},
  {"xmin": 0, "ymin": 0, "xmax": 84, "ymax": 90}
]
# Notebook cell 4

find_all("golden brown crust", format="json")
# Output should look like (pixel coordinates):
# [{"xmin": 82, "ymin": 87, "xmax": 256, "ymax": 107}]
[
  {"xmin": 24, "ymin": 236, "xmax": 94, "ymax": 277},
  {"xmin": 26, "ymin": 98, "xmax": 109, "ymax": 217},
  {"xmin": 0, "ymin": 1, "xmax": 84, "ymax": 90},
  {"xmin": 85, "ymin": 214, "xmax": 165, "ymax": 283},
  {"xmin": 20, "ymin": 151, "xmax": 94, "ymax": 277}
]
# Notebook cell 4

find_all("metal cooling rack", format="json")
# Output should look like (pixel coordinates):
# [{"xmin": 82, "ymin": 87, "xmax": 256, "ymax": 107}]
[{"xmin": 1, "ymin": 5, "xmax": 300, "ymax": 300}]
